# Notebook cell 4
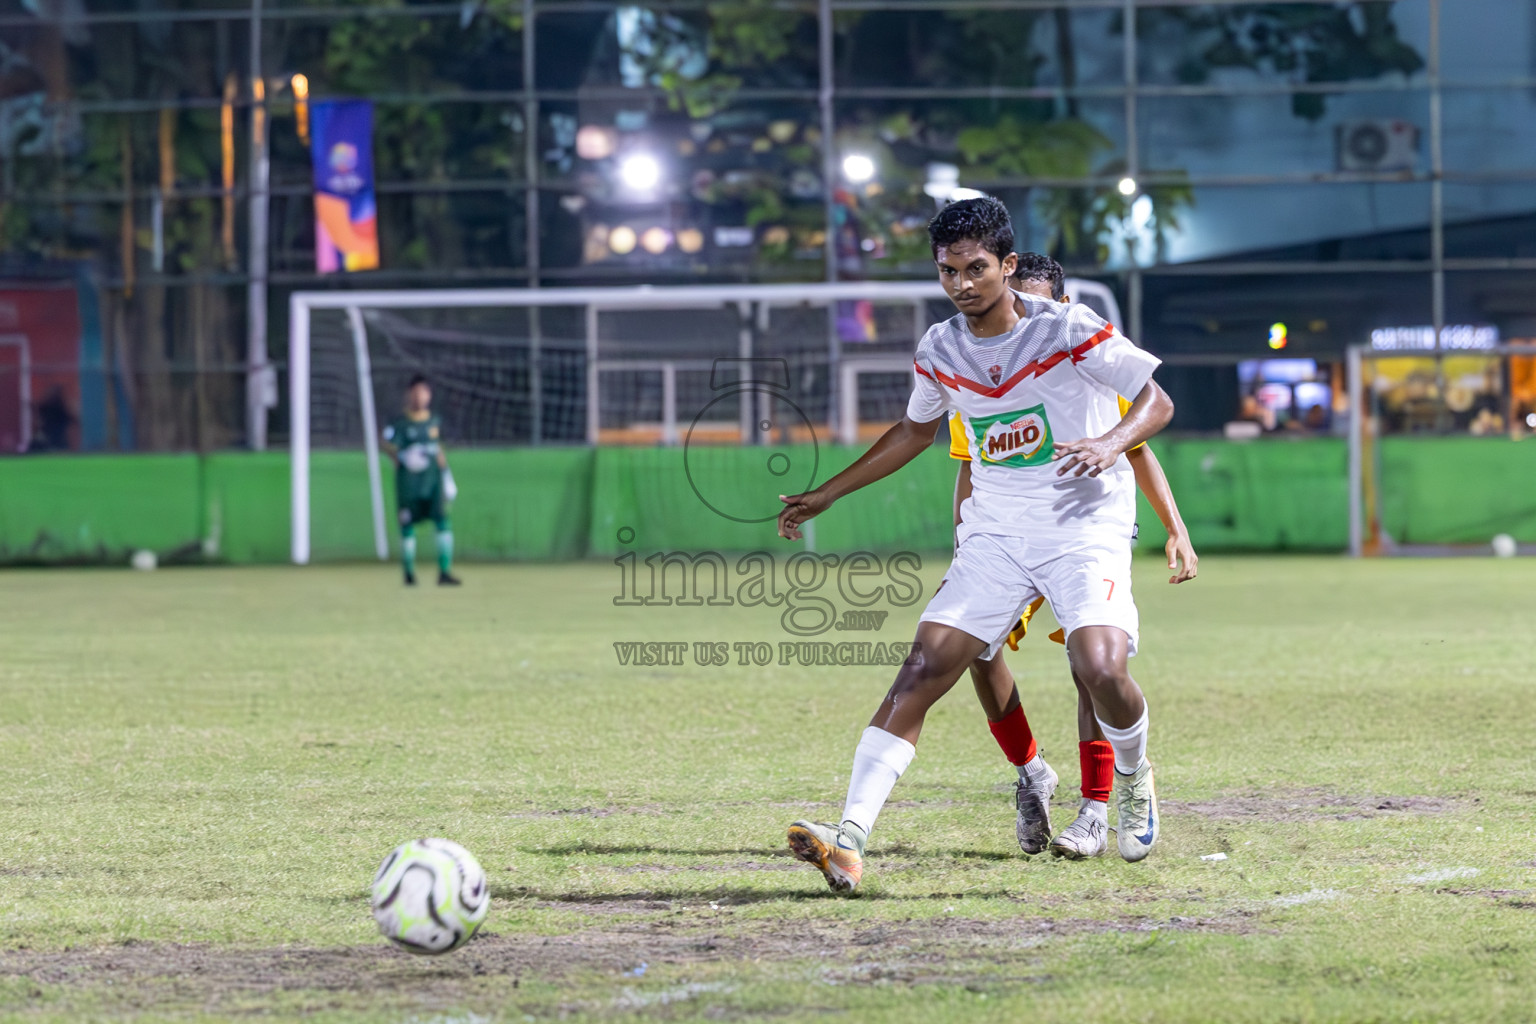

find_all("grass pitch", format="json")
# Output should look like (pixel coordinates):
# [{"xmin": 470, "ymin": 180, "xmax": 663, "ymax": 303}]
[{"xmin": 0, "ymin": 555, "xmax": 1533, "ymax": 1022}]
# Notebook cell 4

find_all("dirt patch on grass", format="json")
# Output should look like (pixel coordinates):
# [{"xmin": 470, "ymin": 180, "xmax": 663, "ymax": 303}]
[
  {"xmin": 1440, "ymin": 888, "xmax": 1536, "ymax": 906},
  {"xmin": 0, "ymin": 865, "xmax": 64, "ymax": 878},
  {"xmin": 1161, "ymin": 788, "xmax": 1468, "ymax": 823},
  {"xmin": 0, "ymin": 911, "xmax": 1250, "ymax": 1011}
]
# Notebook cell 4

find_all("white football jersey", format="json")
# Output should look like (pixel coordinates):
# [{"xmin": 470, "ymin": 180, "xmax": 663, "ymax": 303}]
[{"xmin": 907, "ymin": 293, "xmax": 1161, "ymax": 542}]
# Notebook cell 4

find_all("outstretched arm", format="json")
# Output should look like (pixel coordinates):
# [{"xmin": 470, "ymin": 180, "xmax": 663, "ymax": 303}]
[
  {"xmin": 1127, "ymin": 444, "xmax": 1197, "ymax": 584},
  {"xmin": 1052, "ymin": 379, "xmax": 1174, "ymax": 478},
  {"xmin": 778, "ymin": 414, "xmax": 943, "ymax": 540}
]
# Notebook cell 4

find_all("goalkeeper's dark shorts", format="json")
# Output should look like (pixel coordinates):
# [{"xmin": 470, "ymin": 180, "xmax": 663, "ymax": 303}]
[{"xmin": 397, "ymin": 491, "xmax": 447, "ymax": 532}]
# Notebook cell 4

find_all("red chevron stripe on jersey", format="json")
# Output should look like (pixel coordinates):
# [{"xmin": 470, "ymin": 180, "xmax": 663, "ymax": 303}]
[
  {"xmin": 914, "ymin": 324, "xmax": 1118, "ymax": 399},
  {"xmin": 1071, "ymin": 325, "xmax": 1116, "ymax": 363}
]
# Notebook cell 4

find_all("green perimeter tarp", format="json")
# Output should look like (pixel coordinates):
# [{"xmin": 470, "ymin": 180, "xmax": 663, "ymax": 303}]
[{"xmin": 1, "ymin": 436, "xmax": 1532, "ymax": 563}]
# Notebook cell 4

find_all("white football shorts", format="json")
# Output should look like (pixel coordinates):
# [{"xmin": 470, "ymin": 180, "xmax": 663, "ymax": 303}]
[{"xmin": 920, "ymin": 529, "xmax": 1139, "ymax": 660}]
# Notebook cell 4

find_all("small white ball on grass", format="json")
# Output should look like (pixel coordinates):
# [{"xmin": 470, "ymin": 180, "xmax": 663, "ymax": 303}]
[
  {"xmin": 1491, "ymin": 534, "xmax": 1517, "ymax": 558},
  {"xmin": 130, "ymin": 549, "xmax": 158, "ymax": 571}
]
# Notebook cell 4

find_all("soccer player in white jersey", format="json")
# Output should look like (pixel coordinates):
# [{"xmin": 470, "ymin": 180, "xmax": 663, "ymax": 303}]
[{"xmin": 778, "ymin": 197, "xmax": 1173, "ymax": 892}]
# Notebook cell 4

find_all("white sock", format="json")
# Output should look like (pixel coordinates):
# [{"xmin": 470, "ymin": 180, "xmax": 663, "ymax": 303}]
[
  {"xmin": 840, "ymin": 726, "xmax": 916, "ymax": 837},
  {"xmin": 1095, "ymin": 709, "xmax": 1148, "ymax": 775},
  {"xmin": 1079, "ymin": 799, "xmax": 1109, "ymax": 822},
  {"xmin": 1018, "ymin": 754, "xmax": 1051, "ymax": 783}
]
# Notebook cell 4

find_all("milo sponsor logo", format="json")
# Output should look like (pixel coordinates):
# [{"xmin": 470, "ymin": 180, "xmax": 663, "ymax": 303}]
[{"xmin": 971, "ymin": 404, "xmax": 1053, "ymax": 467}]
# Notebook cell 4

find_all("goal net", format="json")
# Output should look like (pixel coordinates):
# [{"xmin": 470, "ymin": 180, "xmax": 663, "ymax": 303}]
[
  {"xmin": 1348, "ymin": 341, "xmax": 1536, "ymax": 556},
  {"xmin": 290, "ymin": 281, "xmax": 966, "ymax": 564}
]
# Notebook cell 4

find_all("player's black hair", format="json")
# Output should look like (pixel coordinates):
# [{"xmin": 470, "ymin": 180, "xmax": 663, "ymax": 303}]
[
  {"xmin": 407, "ymin": 373, "xmax": 430, "ymax": 389},
  {"xmin": 1012, "ymin": 252, "xmax": 1066, "ymax": 301},
  {"xmin": 928, "ymin": 195, "xmax": 1014, "ymax": 264}
]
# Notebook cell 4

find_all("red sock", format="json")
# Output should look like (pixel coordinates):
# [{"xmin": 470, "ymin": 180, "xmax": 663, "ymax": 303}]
[
  {"xmin": 988, "ymin": 704, "xmax": 1038, "ymax": 766},
  {"xmin": 1080, "ymin": 740, "xmax": 1114, "ymax": 802}
]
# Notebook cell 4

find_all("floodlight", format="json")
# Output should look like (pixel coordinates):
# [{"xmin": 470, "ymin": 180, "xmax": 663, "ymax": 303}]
[
  {"xmin": 608, "ymin": 225, "xmax": 637, "ymax": 255},
  {"xmin": 576, "ymin": 125, "xmax": 617, "ymax": 160},
  {"xmin": 619, "ymin": 153, "xmax": 662, "ymax": 192},
  {"xmin": 842, "ymin": 153, "xmax": 876, "ymax": 183},
  {"xmin": 640, "ymin": 226, "xmax": 671, "ymax": 254}
]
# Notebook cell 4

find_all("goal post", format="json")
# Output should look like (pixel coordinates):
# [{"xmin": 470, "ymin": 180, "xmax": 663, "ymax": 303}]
[
  {"xmin": 345, "ymin": 305, "xmax": 390, "ymax": 563},
  {"xmin": 1347, "ymin": 341, "xmax": 1536, "ymax": 557}
]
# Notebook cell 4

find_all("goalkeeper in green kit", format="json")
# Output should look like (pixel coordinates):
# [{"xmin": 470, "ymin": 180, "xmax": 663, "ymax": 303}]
[{"xmin": 381, "ymin": 374, "xmax": 462, "ymax": 587}]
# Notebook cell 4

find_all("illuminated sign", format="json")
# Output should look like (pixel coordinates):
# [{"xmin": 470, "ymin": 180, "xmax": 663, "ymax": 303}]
[
  {"xmin": 1370, "ymin": 325, "xmax": 1499, "ymax": 351},
  {"xmin": 1268, "ymin": 323, "xmax": 1288, "ymax": 350}
]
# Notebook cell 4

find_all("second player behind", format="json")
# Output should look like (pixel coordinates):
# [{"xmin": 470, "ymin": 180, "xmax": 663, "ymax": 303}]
[{"xmin": 955, "ymin": 251, "xmax": 1199, "ymax": 860}]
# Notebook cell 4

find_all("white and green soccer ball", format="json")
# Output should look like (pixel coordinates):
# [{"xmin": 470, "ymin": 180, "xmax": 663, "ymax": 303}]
[{"xmin": 370, "ymin": 838, "xmax": 489, "ymax": 955}]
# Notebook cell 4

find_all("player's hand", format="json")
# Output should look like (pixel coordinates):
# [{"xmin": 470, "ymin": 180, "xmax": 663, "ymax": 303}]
[
  {"xmin": 778, "ymin": 489, "xmax": 832, "ymax": 540},
  {"xmin": 442, "ymin": 470, "xmax": 458, "ymax": 503},
  {"xmin": 1166, "ymin": 532, "xmax": 1198, "ymax": 584},
  {"xmin": 1052, "ymin": 437, "xmax": 1122, "ymax": 478}
]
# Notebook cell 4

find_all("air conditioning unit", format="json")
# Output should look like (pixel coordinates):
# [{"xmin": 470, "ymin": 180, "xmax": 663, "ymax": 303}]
[{"xmin": 1336, "ymin": 119, "xmax": 1419, "ymax": 172}]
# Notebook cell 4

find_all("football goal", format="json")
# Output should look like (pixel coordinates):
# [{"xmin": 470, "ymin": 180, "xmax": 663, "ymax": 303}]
[
  {"xmin": 286, "ymin": 278, "xmax": 1122, "ymax": 564},
  {"xmin": 1347, "ymin": 341, "xmax": 1536, "ymax": 556}
]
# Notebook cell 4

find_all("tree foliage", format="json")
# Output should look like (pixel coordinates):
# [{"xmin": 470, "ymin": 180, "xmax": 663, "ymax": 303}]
[
  {"xmin": 642, "ymin": 4, "xmax": 1160, "ymax": 267},
  {"xmin": 638, "ymin": 1, "xmax": 1423, "ymax": 268},
  {"xmin": 1141, "ymin": 2, "xmax": 1425, "ymax": 120}
]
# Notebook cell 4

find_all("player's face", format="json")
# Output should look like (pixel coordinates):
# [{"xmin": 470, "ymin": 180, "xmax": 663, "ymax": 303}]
[
  {"xmin": 935, "ymin": 241, "xmax": 1017, "ymax": 316},
  {"xmin": 407, "ymin": 384, "xmax": 431, "ymax": 412}
]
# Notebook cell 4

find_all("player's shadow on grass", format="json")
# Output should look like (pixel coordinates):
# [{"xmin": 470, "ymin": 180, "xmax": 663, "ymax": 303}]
[
  {"xmin": 493, "ymin": 884, "xmax": 1017, "ymax": 904},
  {"xmin": 493, "ymin": 885, "xmax": 834, "ymax": 904},
  {"xmin": 521, "ymin": 842, "xmax": 787, "ymax": 858},
  {"xmin": 522, "ymin": 842, "xmax": 1017, "ymax": 862}
]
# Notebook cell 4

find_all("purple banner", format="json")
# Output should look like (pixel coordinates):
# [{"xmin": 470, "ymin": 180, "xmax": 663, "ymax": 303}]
[{"xmin": 310, "ymin": 99, "xmax": 378, "ymax": 273}]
